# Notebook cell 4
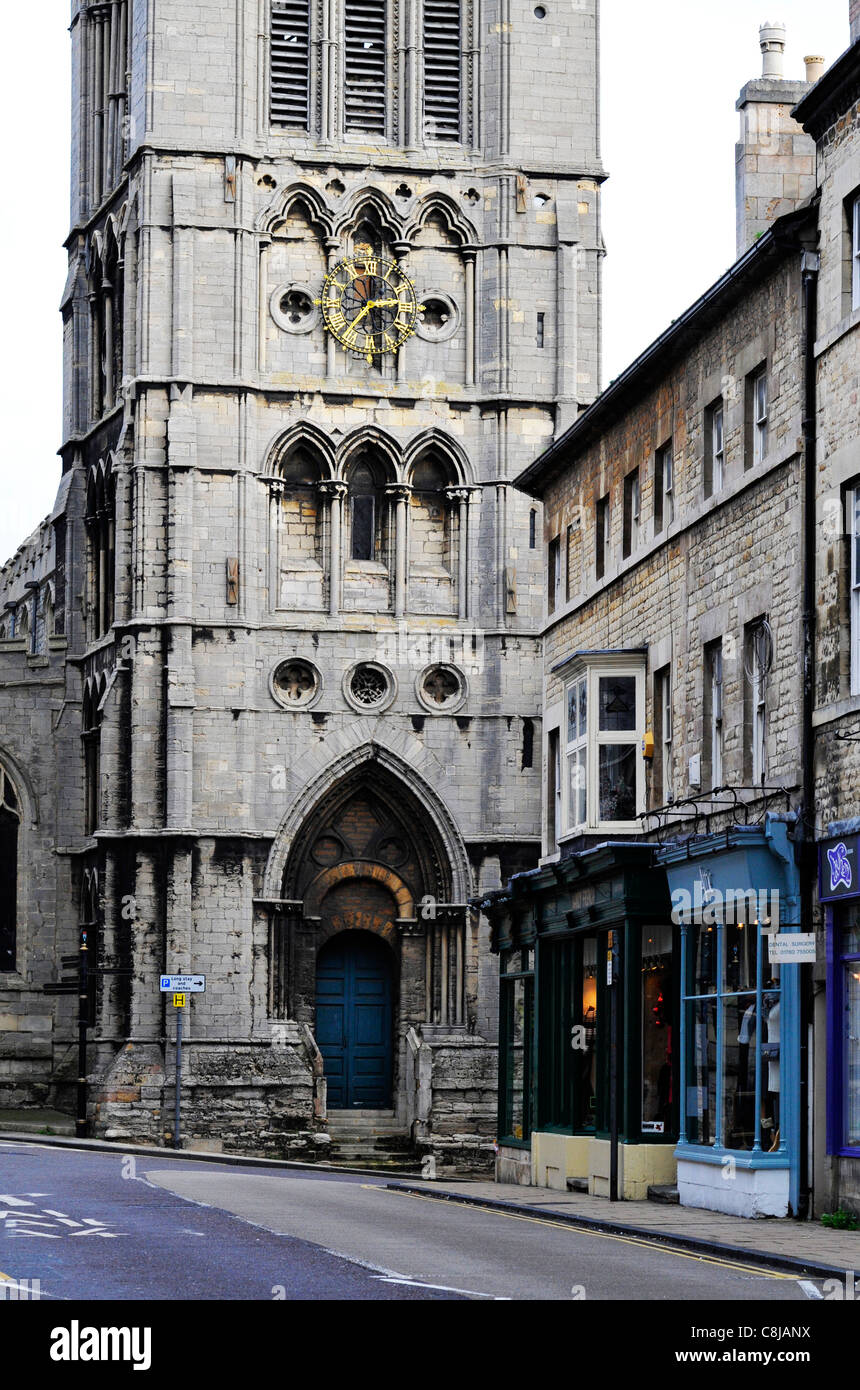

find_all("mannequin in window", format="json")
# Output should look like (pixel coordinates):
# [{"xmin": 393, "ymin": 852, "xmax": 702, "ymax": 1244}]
[{"xmin": 761, "ymin": 992, "xmax": 780, "ymax": 1151}]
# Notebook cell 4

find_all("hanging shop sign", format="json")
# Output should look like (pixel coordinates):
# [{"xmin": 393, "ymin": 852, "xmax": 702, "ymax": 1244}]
[
  {"xmin": 767, "ymin": 933, "xmax": 817, "ymax": 964},
  {"xmin": 819, "ymin": 835, "xmax": 860, "ymax": 903}
]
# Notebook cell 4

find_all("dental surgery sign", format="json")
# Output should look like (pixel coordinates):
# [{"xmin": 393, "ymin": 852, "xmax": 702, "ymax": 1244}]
[{"xmin": 819, "ymin": 834, "xmax": 860, "ymax": 903}]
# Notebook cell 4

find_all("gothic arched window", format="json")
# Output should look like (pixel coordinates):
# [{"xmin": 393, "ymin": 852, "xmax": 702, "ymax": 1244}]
[
  {"xmin": 349, "ymin": 458, "xmax": 383, "ymax": 562},
  {"xmin": 408, "ymin": 451, "xmax": 459, "ymax": 614},
  {"xmin": 277, "ymin": 445, "xmax": 326, "ymax": 610},
  {"xmin": 85, "ymin": 460, "xmax": 116, "ymax": 641},
  {"xmin": 83, "ymin": 680, "xmax": 104, "ymax": 836},
  {"xmin": 0, "ymin": 767, "xmax": 20, "ymax": 973}
]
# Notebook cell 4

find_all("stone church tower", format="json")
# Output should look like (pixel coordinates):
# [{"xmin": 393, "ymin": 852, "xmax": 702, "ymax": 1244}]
[{"xmin": 0, "ymin": 0, "xmax": 603, "ymax": 1163}]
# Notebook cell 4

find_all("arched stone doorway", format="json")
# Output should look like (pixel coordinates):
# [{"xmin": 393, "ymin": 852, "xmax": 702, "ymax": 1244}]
[
  {"xmin": 316, "ymin": 930, "xmax": 395, "ymax": 1108},
  {"xmin": 271, "ymin": 765, "xmax": 470, "ymax": 1115}
]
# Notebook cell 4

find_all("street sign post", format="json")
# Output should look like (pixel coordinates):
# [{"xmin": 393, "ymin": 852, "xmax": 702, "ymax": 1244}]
[{"xmin": 158, "ymin": 974, "xmax": 205, "ymax": 1150}]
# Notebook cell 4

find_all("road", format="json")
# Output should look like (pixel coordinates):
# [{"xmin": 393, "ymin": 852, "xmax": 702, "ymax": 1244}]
[{"xmin": 0, "ymin": 1139, "xmax": 826, "ymax": 1301}]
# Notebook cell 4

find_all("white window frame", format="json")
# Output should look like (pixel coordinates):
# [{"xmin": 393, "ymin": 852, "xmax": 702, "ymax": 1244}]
[
  {"xmin": 659, "ymin": 666, "xmax": 673, "ymax": 803},
  {"xmin": 710, "ymin": 642, "xmax": 724, "ymax": 787},
  {"xmin": 565, "ymin": 674, "xmax": 588, "ymax": 831},
  {"xmin": 853, "ymin": 194, "xmax": 860, "ymax": 313},
  {"xmin": 850, "ymin": 484, "xmax": 860, "ymax": 696},
  {"xmin": 548, "ymin": 534, "xmax": 562, "ymax": 615},
  {"xmin": 631, "ymin": 473, "xmax": 640, "ymax": 552},
  {"xmin": 561, "ymin": 656, "xmax": 646, "ymax": 835},
  {"xmin": 753, "ymin": 369, "xmax": 768, "ymax": 465},
  {"xmin": 712, "ymin": 403, "xmax": 724, "ymax": 493}
]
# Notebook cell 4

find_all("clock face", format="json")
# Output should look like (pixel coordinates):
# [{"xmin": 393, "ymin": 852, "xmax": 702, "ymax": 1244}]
[{"xmin": 317, "ymin": 254, "xmax": 423, "ymax": 362}]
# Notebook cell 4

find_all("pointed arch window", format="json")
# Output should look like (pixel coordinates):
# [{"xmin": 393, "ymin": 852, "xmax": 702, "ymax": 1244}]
[
  {"xmin": 85, "ymin": 461, "xmax": 116, "ymax": 642},
  {"xmin": 0, "ymin": 767, "xmax": 20, "ymax": 972},
  {"xmin": 350, "ymin": 460, "xmax": 379, "ymax": 562},
  {"xmin": 83, "ymin": 682, "xmax": 104, "ymax": 836}
]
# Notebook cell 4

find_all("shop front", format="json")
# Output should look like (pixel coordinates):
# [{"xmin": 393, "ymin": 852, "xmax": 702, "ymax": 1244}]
[
  {"xmin": 657, "ymin": 817, "xmax": 803, "ymax": 1218},
  {"xmin": 489, "ymin": 843, "xmax": 679, "ymax": 1199},
  {"xmin": 820, "ymin": 832, "xmax": 860, "ymax": 1213}
]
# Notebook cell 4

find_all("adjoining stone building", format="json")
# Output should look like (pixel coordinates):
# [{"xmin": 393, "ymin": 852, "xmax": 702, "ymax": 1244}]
[
  {"xmin": 483, "ymin": 23, "xmax": 842, "ymax": 1218},
  {"xmin": 0, "ymin": 1, "xmax": 604, "ymax": 1165},
  {"xmin": 794, "ymin": 27, "xmax": 860, "ymax": 1218}
]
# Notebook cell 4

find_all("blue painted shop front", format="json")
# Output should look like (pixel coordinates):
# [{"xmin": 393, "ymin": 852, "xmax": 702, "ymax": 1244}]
[
  {"xmin": 657, "ymin": 818, "xmax": 803, "ymax": 1218},
  {"xmin": 315, "ymin": 932, "xmax": 394, "ymax": 1109}
]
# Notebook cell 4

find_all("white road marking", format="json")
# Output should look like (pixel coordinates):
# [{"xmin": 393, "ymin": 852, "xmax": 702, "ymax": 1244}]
[
  {"xmin": 371, "ymin": 1274, "xmax": 508, "ymax": 1299},
  {"xmin": 798, "ymin": 1280, "xmax": 824, "ymax": 1300}
]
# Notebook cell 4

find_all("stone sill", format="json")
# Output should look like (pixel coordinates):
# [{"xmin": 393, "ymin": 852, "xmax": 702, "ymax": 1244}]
[{"xmin": 815, "ymin": 303, "xmax": 860, "ymax": 359}]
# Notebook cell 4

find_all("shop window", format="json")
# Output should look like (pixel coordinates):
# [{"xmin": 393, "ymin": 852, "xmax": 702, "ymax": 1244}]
[
  {"xmin": 831, "ymin": 904, "xmax": 860, "ymax": 1152},
  {"xmin": 537, "ymin": 932, "xmax": 603, "ymax": 1135},
  {"xmin": 641, "ymin": 924, "xmax": 674, "ymax": 1135},
  {"xmin": 681, "ymin": 910, "xmax": 781, "ymax": 1153},
  {"xmin": 546, "ymin": 727, "xmax": 561, "ymax": 855},
  {"xmin": 499, "ymin": 947, "xmax": 534, "ymax": 1143},
  {"xmin": 563, "ymin": 658, "xmax": 645, "ymax": 833},
  {"xmin": 0, "ymin": 767, "xmax": 20, "ymax": 972}
]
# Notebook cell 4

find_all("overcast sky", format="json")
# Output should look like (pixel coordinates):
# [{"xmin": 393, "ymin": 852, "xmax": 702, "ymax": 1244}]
[{"xmin": 0, "ymin": 1, "xmax": 850, "ymax": 563}]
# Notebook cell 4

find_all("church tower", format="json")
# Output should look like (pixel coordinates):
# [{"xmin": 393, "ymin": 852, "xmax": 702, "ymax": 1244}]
[{"xmin": 1, "ymin": 0, "xmax": 603, "ymax": 1161}]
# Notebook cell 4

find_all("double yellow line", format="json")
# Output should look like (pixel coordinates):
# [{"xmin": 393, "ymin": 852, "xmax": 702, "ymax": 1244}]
[{"xmin": 368, "ymin": 1185, "xmax": 797, "ymax": 1281}]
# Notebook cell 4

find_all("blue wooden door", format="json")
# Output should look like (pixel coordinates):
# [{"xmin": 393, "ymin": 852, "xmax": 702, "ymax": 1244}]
[{"xmin": 315, "ymin": 933, "xmax": 393, "ymax": 1108}]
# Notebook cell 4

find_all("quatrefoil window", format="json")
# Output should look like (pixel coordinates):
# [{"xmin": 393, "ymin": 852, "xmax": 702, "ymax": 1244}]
[
  {"xmin": 272, "ymin": 659, "xmax": 321, "ymax": 709},
  {"xmin": 417, "ymin": 664, "xmax": 466, "ymax": 713}
]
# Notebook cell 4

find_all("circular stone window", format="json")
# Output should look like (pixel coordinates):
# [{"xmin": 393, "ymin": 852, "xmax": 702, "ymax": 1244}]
[
  {"xmin": 415, "ymin": 292, "xmax": 460, "ymax": 343},
  {"xmin": 270, "ymin": 283, "xmax": 320, "ymax": 334},
  {"xmin": 417, "ymin": 664, "xmax": 467, "ymax": 714},
  {"xmin": 271, "ymin": 659, "xmax": 322, "ymax": 709},
  {"xmin": 343, "ymin": 661, "xmax": 396, "ymax": 713}
]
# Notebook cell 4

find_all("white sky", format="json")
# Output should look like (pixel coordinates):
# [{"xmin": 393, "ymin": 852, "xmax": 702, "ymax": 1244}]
[{"xmin": 0, "ymin": 1, "xmax": 851, "ymax": 564}]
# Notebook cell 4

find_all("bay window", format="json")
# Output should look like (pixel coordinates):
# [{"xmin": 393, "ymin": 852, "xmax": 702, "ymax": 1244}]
[{"xmin": 562, "ymin": 656, "xmax": 645, "ymax": 834}]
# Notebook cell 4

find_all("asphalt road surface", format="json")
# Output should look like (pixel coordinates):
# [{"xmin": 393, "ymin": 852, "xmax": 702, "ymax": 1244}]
[{"xmin": 0, "ymin": 1140, "xmax": 827, "ymax": 1301}]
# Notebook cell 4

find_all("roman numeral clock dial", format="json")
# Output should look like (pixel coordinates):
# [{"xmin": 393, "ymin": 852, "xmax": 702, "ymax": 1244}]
[{"xmin": 315, "ymin": 253, "xmax": 424, "ymax": 364}]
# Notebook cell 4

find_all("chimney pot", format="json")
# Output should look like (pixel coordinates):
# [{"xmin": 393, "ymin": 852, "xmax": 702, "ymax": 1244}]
[
  {"xmin": 804, "ymin": 54, "xmax": 826, "ymax": 83},
  {"xmin": 760, "ymin": 21, "xmax": 787, "ymax": 78}
]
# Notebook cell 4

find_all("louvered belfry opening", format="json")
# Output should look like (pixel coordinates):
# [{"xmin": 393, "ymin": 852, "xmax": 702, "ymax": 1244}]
[
  {"xmin": 271, "ymin": 0, "xmax": 311, "ymax": 128},
  {"xmin": 344, "ymin": 0, "xmax": 387, "ymax": 135},
  {"xmin": 424, "ymin": 0, "xmax": 461, "ymax": 141}
]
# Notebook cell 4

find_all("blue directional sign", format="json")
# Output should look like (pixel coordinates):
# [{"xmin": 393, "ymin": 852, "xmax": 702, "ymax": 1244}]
[{"xmin": 159, "ymin": 975, "xmax": 205, "ymax": 993}]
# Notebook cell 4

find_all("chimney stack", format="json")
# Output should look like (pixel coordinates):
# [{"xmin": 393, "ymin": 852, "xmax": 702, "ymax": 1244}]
[
  {"xmin": 735, "ymin": 23, "xmax": 818, "ymax": 258},
  {"xmin": 804, "ymin": 55, "xmax": 826, "ymax": 84},
  {"xmin": 760, "ymin": 21, "xmax": 786, "ymax": 77}
]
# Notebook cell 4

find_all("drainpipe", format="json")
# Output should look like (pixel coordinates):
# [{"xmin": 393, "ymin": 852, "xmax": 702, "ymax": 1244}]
[{"xmin": 799, "ymin": 248, "xmax": 820, "ymax": 1219}]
